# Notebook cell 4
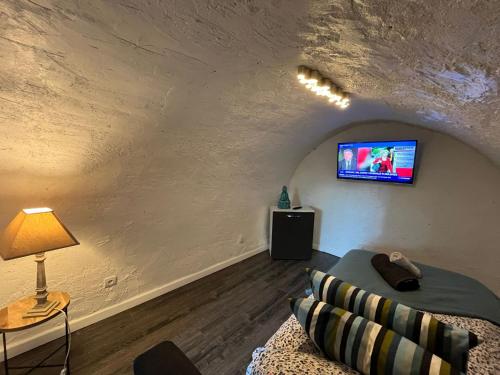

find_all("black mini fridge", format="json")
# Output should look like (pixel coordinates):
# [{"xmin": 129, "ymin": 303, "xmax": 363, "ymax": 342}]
[{"xmin": 269, "ymin": 206, "xmax": 315, "ymax": 260}]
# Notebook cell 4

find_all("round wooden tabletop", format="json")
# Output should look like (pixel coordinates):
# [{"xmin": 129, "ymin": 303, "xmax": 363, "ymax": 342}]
[{"xmin": 0, "ymin": 291, "xmax": 70, "ymax": 332}]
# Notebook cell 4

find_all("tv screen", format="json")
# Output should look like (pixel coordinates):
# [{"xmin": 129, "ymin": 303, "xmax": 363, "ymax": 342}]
[{"xmin": 337, "ymin": 140, "xmax": 418, "ymax": 184}]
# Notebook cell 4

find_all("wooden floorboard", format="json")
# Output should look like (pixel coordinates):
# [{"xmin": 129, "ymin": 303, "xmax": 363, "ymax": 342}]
[{"xmin": 1, "ymin": 250, "xmax": 339, "ymax": 375}]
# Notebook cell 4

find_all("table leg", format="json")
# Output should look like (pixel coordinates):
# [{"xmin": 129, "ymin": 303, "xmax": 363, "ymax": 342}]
[
  {"xmin": 64, "ymin": 307, "xmax": 70, "ymax": 375},
  {"xmin": 2, "ymin": 332, "xmax": 8, "ymax": 375}
]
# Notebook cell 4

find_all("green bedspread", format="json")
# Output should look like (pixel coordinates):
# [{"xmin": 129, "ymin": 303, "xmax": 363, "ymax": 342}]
[{"xmin": 327, "ymin": 249, "xmax": 500, "ymax": 325}]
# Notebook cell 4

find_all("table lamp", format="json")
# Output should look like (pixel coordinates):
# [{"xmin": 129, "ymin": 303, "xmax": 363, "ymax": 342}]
[{"xmin": 0, "ymin": 208, "xmax": 79, "ymax": 318}]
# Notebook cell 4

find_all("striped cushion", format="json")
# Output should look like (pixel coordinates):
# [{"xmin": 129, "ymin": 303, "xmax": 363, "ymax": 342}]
[
  {"xmin": 290, "ymin": 298, "xmax": 463, "ymax": 375},
  {"xmin": 308, "ymin": 269, "xmax": 479, "ymax": 371}
]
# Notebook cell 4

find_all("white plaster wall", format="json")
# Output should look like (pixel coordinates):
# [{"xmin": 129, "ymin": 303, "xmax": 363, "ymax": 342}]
[
  {"xmin": 0, "ymin": 0, "xmax": 499, "ymax": 359},
  {"xmin": 0, "ymin": 0, "xmax": 414, "ymax": 359},
  {"xmin": 290, "ymin": 121, "xmax": 500, "ymax": 295}
]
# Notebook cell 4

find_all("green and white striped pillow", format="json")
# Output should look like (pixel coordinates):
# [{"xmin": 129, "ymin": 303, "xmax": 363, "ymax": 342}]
[
  {"xmin": 291, "ymin": 298, "xmax": 463, "ymax": 375},
  {"xmin": 308, "ymin": 269, "xmax": 479, "ymax": 371}
]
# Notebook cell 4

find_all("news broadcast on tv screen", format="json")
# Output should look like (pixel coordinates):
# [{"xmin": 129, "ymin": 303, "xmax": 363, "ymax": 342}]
[{"xmin": 337, "ymin": 140, "xmax": 418, "ymax": 184}]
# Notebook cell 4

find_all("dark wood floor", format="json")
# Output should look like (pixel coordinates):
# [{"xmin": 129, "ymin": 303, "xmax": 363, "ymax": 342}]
[{"xmin": 2, "ymin": 250, "xmax": 338, "ymax": 375}]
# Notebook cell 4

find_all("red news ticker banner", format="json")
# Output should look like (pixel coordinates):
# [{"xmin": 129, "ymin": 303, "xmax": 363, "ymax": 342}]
[{"xmin": 395, "ymin": 167, "xmax": 413, "ymax": 177}]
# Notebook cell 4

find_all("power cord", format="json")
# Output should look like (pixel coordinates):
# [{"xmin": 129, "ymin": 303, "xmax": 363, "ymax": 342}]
[{"xmin": 54, "ymin": 308, "xmax": 71, "ymax": 375}]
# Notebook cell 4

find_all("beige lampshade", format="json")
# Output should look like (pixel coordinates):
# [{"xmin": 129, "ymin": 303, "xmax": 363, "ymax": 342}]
[{"xmin": 0, "ymin": 208, "xmax": 79, "ymax": 260}]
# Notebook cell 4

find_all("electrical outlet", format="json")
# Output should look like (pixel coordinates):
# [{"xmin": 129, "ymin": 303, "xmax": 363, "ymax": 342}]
[{"xmin": 103, "ymin": 275, "xmax": 117, "ymax": 288}]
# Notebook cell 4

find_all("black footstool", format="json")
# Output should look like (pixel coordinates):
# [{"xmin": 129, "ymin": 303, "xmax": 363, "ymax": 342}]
[{"xmin": 134, "ymin": 341, "xmax": 202, "ymax": 375}]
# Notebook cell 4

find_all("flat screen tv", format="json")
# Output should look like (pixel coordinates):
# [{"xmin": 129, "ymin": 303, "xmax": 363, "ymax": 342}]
[{"xmin": 337, "ymin": 140, "xmax": 418, "ymax": 184}]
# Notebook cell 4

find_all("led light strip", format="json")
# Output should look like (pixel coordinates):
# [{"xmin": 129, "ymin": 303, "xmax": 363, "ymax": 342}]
[{"xmin": 297, "ymin": 66, "xmax": 350, "ymax": 109}]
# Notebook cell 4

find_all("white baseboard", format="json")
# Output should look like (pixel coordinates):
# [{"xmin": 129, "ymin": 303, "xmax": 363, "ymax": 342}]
[
  {"xmin": 314, "ymin": 244, "xmax": 339, "ymax": 256},
  {"xmin": 0, "ymin": 244, "xmax": 268, "ymax": 361}
]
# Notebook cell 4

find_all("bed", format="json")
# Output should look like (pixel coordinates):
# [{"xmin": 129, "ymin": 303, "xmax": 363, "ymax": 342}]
[{"xmin": 246, "ymin": 250, "xmax": 500, "ymax": 375}]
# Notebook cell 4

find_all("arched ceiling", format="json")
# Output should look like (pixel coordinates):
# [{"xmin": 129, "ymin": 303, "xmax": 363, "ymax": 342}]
[
  {"xmin": 303, "ymin": 0, "xmax": 500, "ymax": 162},
  {"xmin": 0, "ymin": 0, "xmax": 498, "ymax": 192},
  {"xmin": 1, "ymin": 0, "xmax": 499, "ymax": 332}
]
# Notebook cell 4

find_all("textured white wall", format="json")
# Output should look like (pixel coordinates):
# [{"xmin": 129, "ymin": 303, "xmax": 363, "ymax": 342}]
[
  {"xmin": 290, "ymin": 121, "xmax": 500, "ymax": 294},
  {"xmin": 0, "ymin": 1, "xmax": 410, "ymax": 358},
  {"xmin": 1, "ymin": 0, "xmax": 500, "ymax": 359}
]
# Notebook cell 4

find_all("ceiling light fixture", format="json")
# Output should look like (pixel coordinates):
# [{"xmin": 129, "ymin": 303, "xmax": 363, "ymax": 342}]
[{"xmin": 296, "ymin": 66, "xmax": 350, "ymax": 109}]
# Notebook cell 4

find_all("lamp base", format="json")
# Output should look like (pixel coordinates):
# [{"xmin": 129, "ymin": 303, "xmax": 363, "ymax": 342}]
[{"xmin": 23, "ymin": 300, "xmax": 60, "ymax": 318}]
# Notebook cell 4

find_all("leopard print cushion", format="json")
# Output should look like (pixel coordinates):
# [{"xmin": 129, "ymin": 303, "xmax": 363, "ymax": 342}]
[
  {"xmin": 247, "ymin": 347, "xmax": 359, "ymax": 375},
  {"xmin": 246, "ymin": 313, "xmax": 500, "ymax": 375}
]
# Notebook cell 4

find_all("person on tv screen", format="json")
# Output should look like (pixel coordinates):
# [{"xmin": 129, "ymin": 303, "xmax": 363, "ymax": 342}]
[
  {"xmin": 339, "ymin": 148, "xmax": 357, "ymax": 171},
  {"xmin": 372, "ymin": 149, "xmax": 393, "ymax": 173}
]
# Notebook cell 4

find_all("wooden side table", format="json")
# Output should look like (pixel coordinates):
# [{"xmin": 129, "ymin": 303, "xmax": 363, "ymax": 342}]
[{"xmin": 0, "ymin": 291, "xmax": 71, "ymax": 375}]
